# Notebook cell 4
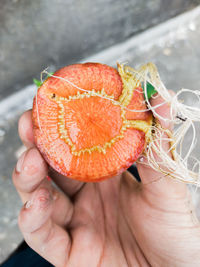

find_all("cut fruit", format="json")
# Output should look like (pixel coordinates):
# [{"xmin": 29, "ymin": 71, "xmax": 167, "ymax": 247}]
[{"xmin": 32, "ymin": 63, "xmax": 152, "ymax": 181}]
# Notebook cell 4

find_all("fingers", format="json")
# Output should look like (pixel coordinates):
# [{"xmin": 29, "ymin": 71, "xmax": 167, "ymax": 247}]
[
  {"xmin": 18, "ymin": 188, "xmax": 71, "ymax": 267},
  {"xmin": 13, "ymin": 147, "xmax": 74, "ymax": 227},
  {"xmin": 13, "ymin": 148, "xmax": 48, "ymax": 202},
  {"xmin": 19, "ymin": 188, "xmax": 53, "ymax": 232},
  {"xmin": 137, "ymin": 93, "xmax": 187, "ymax": 198}
]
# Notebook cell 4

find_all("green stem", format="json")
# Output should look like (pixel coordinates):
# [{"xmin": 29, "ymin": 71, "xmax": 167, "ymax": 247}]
[{"xmin": 33, "ymin": 72, "xmax": 54, "ymax": 88}]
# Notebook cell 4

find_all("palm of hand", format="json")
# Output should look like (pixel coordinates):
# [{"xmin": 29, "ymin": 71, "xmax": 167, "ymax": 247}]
[{"xmin": 44, "ymin": 170, "xmax": 200, "ymax": 267}]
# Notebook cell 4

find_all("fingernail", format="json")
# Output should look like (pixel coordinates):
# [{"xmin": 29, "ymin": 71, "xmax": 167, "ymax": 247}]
[
  {"xmin": 25, "ymin": 200, "xmax": 33, "ymax": 209},
  {"xmin": 16, "ymin": 151, "xmax": 27, "ymax": 173}
]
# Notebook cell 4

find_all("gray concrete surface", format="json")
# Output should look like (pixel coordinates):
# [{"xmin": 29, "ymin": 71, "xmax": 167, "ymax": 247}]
[
  {"xmin": 1, "ymin": 5, "xmax": 200, "ymax": 264},
  {"xmin": 0, "ymin": 0, "xmax": 199, "ymax": 99}
]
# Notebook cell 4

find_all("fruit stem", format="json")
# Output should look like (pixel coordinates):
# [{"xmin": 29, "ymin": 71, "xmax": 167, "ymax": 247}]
[{"xmin": 33, "ymin": 72, "xmax": 54, "ymax": 88}]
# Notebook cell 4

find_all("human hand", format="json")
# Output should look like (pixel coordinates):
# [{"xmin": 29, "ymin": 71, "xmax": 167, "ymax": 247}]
[{"xmin": 13, "ymin": 95, "xmax": 200, "ymax": 267}]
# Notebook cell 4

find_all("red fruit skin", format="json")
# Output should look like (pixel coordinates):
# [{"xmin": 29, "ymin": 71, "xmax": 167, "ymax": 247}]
[{"xmin": 32, "ymin": 63, "xmax": 151, "ymax": 182}]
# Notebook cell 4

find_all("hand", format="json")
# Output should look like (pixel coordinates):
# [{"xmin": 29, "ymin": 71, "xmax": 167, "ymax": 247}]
[{"xmin": 13, "ymin": 95, "xmax": 200, "ymax": 267}]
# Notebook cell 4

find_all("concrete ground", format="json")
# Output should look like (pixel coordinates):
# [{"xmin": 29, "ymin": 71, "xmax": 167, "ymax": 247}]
[{"xmin": 0, "ymin": 6, "xmax": 200, "ymax": 263}]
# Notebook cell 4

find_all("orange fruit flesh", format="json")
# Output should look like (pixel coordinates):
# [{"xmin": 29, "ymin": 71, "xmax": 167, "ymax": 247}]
[{"xmin": 32, "ymin": 63, "xmax": 152, "ymax": 181}]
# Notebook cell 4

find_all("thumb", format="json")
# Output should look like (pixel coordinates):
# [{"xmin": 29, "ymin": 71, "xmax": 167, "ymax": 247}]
[{"xmin": 136, "ymin": 92, "xmax": 187, "ymax": 198}]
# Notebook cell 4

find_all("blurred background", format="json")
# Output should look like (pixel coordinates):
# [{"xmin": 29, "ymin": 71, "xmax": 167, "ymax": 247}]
[{"xmin": 0, "ymin": 0, "xmax": 200, "ymax": 263}]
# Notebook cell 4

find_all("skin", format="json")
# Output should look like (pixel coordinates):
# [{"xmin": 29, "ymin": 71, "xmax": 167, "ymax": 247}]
[{"xmin": 13, "ymin": 95, "xmax": 200, "ymax": 267}]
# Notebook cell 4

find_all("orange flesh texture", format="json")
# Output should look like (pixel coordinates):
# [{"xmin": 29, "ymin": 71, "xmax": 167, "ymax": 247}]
[{"xmin": 32, "ymin": 63, "xmax": 152, "ymax": 181}]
